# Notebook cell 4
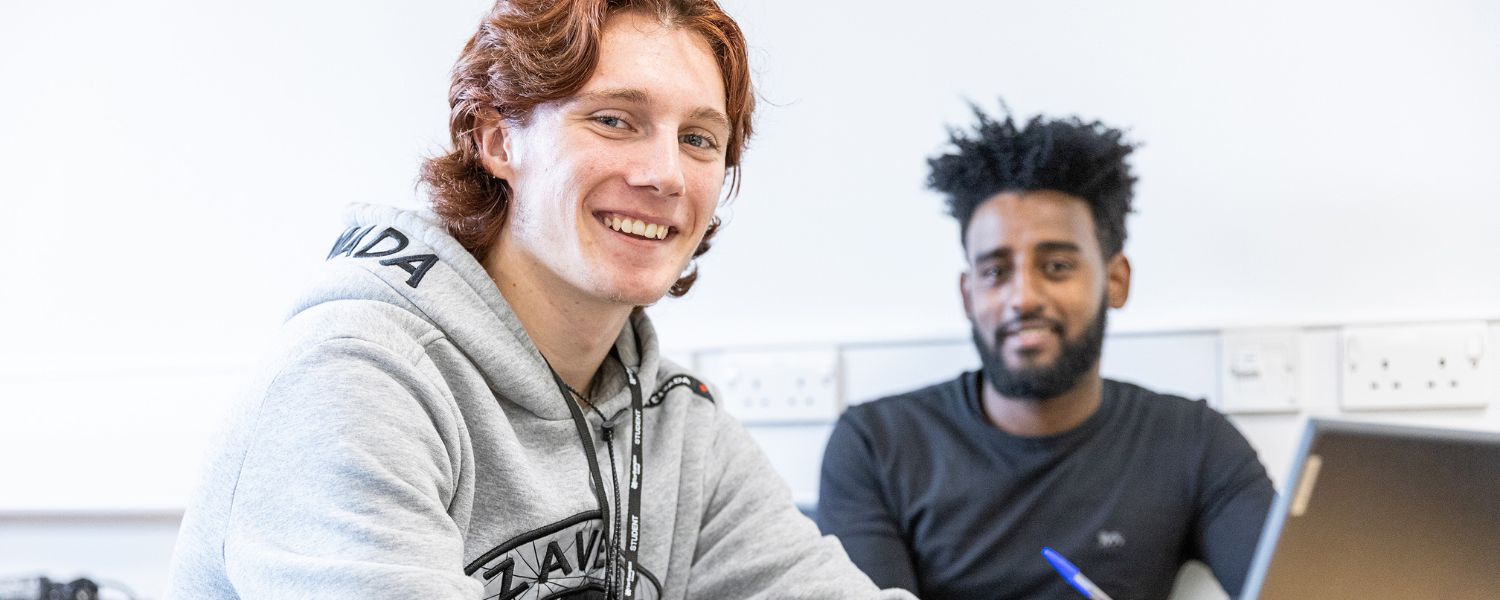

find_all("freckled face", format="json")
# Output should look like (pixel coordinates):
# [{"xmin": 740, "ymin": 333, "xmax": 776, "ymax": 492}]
[{"xmin": 486, "ymin": 11, "xmax": 730, "ymax": 306}]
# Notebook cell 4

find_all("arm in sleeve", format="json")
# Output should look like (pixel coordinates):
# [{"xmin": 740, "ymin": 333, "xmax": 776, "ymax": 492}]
[
  {"xmin": 684, "ymin": 408, "xmax": 916, "ymax": 600},
  {"xmin": 816, "ymin": 412, "xmax": 920, "ymax": 594},
  {"xmin": 222, "ymin": 338, "xmax": 481, "ymax": 599},
  {"xmin": 1189, "ymin": 408, "xmax": 1276, "ymax": 597}
]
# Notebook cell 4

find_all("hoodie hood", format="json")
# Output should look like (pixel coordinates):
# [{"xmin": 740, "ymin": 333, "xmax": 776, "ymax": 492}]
[{"xmin": 292, "ymin": 203, "xmax": 661, "ymax": 420}]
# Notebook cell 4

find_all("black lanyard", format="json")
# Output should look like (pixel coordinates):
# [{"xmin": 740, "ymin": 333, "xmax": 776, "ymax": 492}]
[
  {"xmin": 619, "ymin": 367, "xmax": 644, "ymax": 598},
  {"xmin": 550, "ymin": 363, "xmax": 644, "ymax": 599}
]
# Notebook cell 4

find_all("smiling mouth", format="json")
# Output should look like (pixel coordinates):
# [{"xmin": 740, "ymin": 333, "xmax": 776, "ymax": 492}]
[
  {"xmin": 1008, "ymin": 323, "xmax": 1060, "ymax": 335},
  {"xmin": 1000, "ymin": 320, "xmax": 1064, "ymax": 342},
  {"xmin": 600, "ymin": 213, "xmax": 674, "ymax": 241}
]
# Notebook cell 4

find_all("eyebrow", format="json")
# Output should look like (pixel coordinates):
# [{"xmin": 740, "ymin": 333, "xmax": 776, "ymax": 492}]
[
  {"xmin": 574, "ymin": 87, "xmax": 650, "ymax": 104},
  {"xmin": 970, "ymin": 241, "xmax": 1082, "ymax": 264},
  {"xmin": 688, "ymin": 107, "xmax": 731, "ymax": 131},
  {"xmin": 573, "ymin": 87, "xmax": 730, "ymax": 131}
]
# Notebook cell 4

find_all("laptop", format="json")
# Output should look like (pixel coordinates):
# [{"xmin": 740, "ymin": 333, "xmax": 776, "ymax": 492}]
[{"xmin": 1241, "ymin": 419, "xmax": 1500, "ymax": 599}]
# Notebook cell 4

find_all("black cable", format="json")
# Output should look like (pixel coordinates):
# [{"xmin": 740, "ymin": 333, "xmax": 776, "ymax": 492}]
[
  {"xmin": 559, "ymin": 372, "xmax": 624, "ymax": 599},
  {"xmin": 602, "ymin": 423, "xmax": 623, "ymax": 599}
]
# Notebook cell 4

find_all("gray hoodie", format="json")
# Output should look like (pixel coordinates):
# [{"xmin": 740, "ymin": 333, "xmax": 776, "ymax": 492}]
[{"xmin": 166, "ymin": 204, "xmax": 913, "ymax": 600}]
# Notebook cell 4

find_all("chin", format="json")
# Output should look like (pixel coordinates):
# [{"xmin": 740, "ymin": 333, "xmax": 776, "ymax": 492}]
[
  {"xmin": 591, "ymin": 273, "xmax": 678, "ymax": 306},
  {"xmin": 610, "ymin": 289, "xmax": 670, "ymax": 307},
  {"xmin": 1004, "ymin": 352, "xmax": 1058, "ymax": 371}
]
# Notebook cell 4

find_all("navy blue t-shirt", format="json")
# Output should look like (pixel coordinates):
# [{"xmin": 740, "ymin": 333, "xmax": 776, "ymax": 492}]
[{"xmin": 817, "ymin": 372, "xmax": 1274, "ymax": 600}]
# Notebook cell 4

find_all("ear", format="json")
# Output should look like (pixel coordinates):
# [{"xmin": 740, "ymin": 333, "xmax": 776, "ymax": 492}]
[
  {"xmin": 474, "ymin": 113, "xmax": 517, "ymax": 181},
  {"xmin": 1106, "ymin": 253, "xmax": 1132, "ymax": 309},
  {"xmin": 960, "ymin": 270, "xmax": 975, "ymax": 322}
]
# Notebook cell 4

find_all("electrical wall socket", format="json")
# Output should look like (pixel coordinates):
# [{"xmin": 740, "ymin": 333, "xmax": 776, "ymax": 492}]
[
  {"xmin": 1340, "ymin": 321, "xmax": 1493, "ymax": 411},
  {"xmin": 694, "ymin": 347, "xmax": 842, "ymax": 425}
]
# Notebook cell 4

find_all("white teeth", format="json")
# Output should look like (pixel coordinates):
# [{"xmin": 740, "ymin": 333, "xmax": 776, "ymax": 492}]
[{"xmin": 604, "ymin": 215, "xmax": 670, "ymax": 240}]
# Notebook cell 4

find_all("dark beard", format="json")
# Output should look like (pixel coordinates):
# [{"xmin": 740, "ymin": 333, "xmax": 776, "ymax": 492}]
[{"xmin": 972, "ymin": 300, "xmax": 1108, "ymax": 402}]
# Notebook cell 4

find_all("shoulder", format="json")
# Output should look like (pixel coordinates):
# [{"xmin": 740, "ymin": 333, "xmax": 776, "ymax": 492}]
[
  {"xmin": 1102, "ymin": 379, "xmax": 1255, "ymax": 458},
  {"xmin": 847, "ymin": 373, "xmax": 969, "ymax": 421},
  {"xmin": 1105, "ymin": 379, "xmax": 1225, "ymax": 427},
  {"xmin": 277, "ymin": 296, "xmax": 446, "ymax": 369},
  {"xmin": 252, "ymin": 303, "xmax": 454, "ymax": 421},
  {"xmin": 651, "ymin": 356, "xmax": 720, "ymax": 407},
  {"xmin": 647, "ymin": 357, "xmax": 739, "ymax": 455},
  {"xmin": 235, "ymin": 296, "xmax": 459, "ymax": 439},
  {"xmin": 838, "ymin": 373, "xmax": 972, "ymax": 442}
]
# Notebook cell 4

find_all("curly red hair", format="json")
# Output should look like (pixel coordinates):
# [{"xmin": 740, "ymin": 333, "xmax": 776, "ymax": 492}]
[{"xmin": 420, "ymin": 0, "xmax": 754, "ymax": 297}]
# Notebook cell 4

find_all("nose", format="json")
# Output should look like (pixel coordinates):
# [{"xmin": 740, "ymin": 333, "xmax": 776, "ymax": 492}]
[
  {"xmin": 1004, "ymin": 267, "xmax": 1045, "ymax": 321},
  {"xmin": 626, "ymin": 132, "xmax": 686, "ymax": 197}
]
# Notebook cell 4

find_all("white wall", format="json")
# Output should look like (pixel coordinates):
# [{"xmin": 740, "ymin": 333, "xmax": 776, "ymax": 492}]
[
  {"xmin": 650, "ymin": 0, "xmax": 1500, "ymax": 345},
  {"xmin": 2, "ymin": 0, "xmax": 492, "ymax": 595},
  {"xmin": 2, "ymin": 0, "xmax": 1498, "ymax": 598}
]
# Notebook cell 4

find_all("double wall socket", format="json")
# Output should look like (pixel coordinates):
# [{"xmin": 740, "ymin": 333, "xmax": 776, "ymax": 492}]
[
  {"xmin": 694, "ymin": 346, "xmax": 842, "ymax": 425},
  {"xmin": 1340, "ymin": 321, "xmax": 1493, "ymax": 411}
]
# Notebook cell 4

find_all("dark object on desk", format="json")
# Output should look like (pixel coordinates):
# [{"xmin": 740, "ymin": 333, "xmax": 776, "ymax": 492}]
[
  {"xmin": 1242, "ymin": 419, "xmax": 1500, "ymax": 600},
  {"xmin": 0, "ymin": 576, "xmax": 98, "ymax": 600}
]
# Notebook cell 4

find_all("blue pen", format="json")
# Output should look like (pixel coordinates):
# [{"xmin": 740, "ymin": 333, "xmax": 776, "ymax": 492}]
[{"xmin": 1042, "ymin": 547, "xmax": 1115, "ymax": 600}]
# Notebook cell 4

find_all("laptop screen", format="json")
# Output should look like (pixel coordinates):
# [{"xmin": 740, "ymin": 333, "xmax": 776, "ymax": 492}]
[{"xmin": 1241, "ymin": 419, "xmax": 1500, "ymax": 599}]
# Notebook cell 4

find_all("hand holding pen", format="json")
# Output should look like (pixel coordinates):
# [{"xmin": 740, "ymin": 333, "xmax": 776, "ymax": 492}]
[{"xmin": 1042, "ymin": 547, "xmax": 1115, "ymax": 600}]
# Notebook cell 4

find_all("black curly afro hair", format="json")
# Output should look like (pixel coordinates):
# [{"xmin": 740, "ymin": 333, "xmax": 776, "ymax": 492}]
[{"xmin": 927, "ymin": 103, "xmax": 1138, "ymax": 258}]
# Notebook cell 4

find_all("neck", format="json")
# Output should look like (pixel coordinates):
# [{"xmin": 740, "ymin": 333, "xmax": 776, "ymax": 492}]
[
  {"xmin": 483, "ymin": 240, "xmax": 632, "ymax": 399},
  {"xmin": 981, "ymin": 368, "xmax": 1103, "ymax": 437}
]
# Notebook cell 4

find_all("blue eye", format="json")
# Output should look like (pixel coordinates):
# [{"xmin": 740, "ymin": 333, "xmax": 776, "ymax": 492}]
[
  {"xmin": 593, "ymin": 115, "xmax": 628, "ymax": 129},
  {"xmin": 682, "ymin": 133, "xmax": 718, "ymax": 150}
]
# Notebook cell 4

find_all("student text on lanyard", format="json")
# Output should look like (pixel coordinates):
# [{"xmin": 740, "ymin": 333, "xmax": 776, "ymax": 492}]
[{"xmin": 552, "ymin": 360, "xmax": 645, "ymax": 599}]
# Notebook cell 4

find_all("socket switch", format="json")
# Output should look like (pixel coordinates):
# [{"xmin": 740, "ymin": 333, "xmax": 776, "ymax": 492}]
[{"xmin": 1219, "ymin": 329, "xmax": 1302, "ymax": 414}]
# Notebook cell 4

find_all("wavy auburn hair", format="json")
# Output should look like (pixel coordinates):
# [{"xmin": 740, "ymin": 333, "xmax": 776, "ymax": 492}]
[{"xmin": 420, "ymin": 0, "xmax": 754, "ymax": 297}]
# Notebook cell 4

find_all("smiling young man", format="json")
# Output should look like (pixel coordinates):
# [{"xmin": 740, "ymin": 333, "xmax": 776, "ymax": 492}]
[
  {"xmin": 816, "ymin": 108, "xmax": 1275, "ymax": 600},
  {"xmin": 166, "ymin": 1, "xmax": 911, "ymax": 599}
]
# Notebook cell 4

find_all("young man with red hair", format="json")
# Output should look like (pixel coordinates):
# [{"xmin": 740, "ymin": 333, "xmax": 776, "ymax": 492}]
[{"xmin": 167, "ymin": 1, "xmax": 910, "ymax": 598}]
